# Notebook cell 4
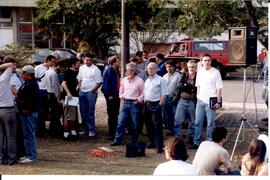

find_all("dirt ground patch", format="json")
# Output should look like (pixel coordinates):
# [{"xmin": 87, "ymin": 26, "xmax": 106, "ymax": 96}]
[{"xmin": 0, "ymin": 126, "xmax": 261, "ymax": 175}]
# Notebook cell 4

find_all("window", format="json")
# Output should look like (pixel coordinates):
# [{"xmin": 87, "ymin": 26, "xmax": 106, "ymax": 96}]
[
  {"xmin": 194, "ymin": 42, "xmax": 224, "ymax": 51},
  {"xmin": 0, "ymin": 7, "xmax": 11, "ymax": 23}
]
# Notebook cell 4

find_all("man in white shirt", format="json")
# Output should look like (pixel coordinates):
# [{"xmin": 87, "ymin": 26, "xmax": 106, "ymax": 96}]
[
  {"xmin": 77, "ymin": 53, "xmax": 102, "ymax": 137},
  {"xmin": 191, "ymin": 54, "xmax": 223, "ymax": 149},
  {"xmin": 144, "ymin": 62, "xmax": 169, "ymax": 153},
  {"xmin": 192, "ymin": 127, "xmax": 233, "ymax": 175},
  {"xmin": 0, "ymin": 61, "xmax": 17, "ymax": 165}
]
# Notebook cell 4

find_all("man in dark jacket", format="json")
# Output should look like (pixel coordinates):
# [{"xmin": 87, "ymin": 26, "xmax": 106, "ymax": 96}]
[
  {"xmin": 101, "ymin": 56, "xmax": 120, "ymax": 140},
  {"xmin": 17, "ymin": 65, "xmax": 39, "ymax": 163}
]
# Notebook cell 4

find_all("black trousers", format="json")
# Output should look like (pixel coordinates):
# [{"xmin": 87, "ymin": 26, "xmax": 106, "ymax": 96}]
[
  {"xmin": 47, "ymin": 93, "xmax": 62, "ymax": 137},
  {"xmin": 105, "ymin": 96, "xmax": 120, "ymax": 138},
  {"xmin": 144, "ymin": 101, "xmax": 163, "ymax": 150}
]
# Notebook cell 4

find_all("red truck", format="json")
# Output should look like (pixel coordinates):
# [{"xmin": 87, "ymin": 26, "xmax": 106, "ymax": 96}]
[{"xmin": 148, "ymin": 38, "xmax": 240, "ymax": 77}]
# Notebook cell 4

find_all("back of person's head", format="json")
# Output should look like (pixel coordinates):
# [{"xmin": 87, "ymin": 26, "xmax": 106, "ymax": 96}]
[
  {"xmin": 109, "ymin": 56, "xmax": 118, "ymax": 65},
  {"xmin": 45, "ymin": 55, "xmax": 56, "ymax": 62},
  {"xmin": 67, "ymin": 57, "xmax": 79, "ymax": 68},
  {"xmin": 136, "ymin": 51, "xmax": 143, "ymax": 57},
  {"xmin": 156, "ymin": 53, "xmax": 164, "ymax": 60},
  {"xmin": 130, "ymin": 57, "xmax": 138, "ymax": 63},
  {"xmin": 248, "ymin": 139, "xmax": 267, "ymax": 175},
  {"xmin": 165, "ymin": 137, "xmax": 188, "ymax": 161},
  {"xmin": 212, "ymin": 127, "xmax": 227, "ymax": 143},
  {"xmin": 3, "ymin": 56, "xmax": 15, "ymax": 63}
]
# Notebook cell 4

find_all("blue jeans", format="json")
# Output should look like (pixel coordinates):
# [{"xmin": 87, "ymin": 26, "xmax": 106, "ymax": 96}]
[
  {"xmin": 79, "ymin": 91, "xmax": 98, "ymax": 133},
  {"xmin": 114, "ymin": 100, "xmax": 140, "ymax": 144},
  {"xmin": 162, "ymin": 96, "xmax": 176, "ymax": 134},
  {"xmin": 194, "ymin": 99, "xmax": 216, "ymax": 145},
  {"xmin": 174, "ymin": 98, "xmax": 195, "ymax": 139},
  {"xmin": 0, "ymin": 107, "xmax": 17, "ymax": 165},
  {"xmin": 21, "ymin": 112, "xmax": 38, "ymax": 160}
]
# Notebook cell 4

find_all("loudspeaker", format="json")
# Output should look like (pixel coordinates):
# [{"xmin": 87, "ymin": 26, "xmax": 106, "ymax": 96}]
[{"xmin": 229, "ymin": 27, "xmax": 257, "ymax": 65}]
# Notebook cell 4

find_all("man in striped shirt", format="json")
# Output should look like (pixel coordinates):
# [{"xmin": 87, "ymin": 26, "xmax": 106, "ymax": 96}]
[{"xmin": 0, "ymin": 61, "xmax": 17, "ymax": 165}]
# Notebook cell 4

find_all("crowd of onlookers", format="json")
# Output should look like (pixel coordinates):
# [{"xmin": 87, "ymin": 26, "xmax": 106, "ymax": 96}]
[{"xmin": 0, "ymin": 50, "xmax": 268, "ymax": 176}]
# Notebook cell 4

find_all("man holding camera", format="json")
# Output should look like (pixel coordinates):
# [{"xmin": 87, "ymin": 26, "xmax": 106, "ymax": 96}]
[{"xmin": 174, "ymin": 60, "xmax": 197, "ymax": 144}]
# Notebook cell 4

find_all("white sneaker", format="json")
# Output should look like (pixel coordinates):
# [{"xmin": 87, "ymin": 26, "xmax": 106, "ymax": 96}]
[
  {"xmin": 19, "ymin": 156, "xmax": 26, "ymax": 161},
  {"xmin": 19, "ymin": 158, "xmax": 36, "ymax": 164},
  {"xmin": 79, "ymin": 130, "xmax": 87, "ymax": 135},
  {"xmin": 88, "ymin": 131, "xmax": 96, "ymax": 137}
]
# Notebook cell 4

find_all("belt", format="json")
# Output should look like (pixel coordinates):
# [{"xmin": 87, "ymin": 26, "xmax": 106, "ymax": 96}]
[
  {"xmin": 145, "ymin": 100, "xmax": 159, "ymax": 103},
  {"xmin": 0, "ymin": 106, "xmax": 14, "ymax": 109},
  {"xmin": 124, "ymin": 99, "xmax": 137, "ymax": 102},
  {"xmin": 181, "ymin": 97, "xmax": 194, "ymax": 101}
]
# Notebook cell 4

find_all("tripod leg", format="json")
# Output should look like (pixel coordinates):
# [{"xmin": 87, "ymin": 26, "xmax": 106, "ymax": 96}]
[
  {"xmin": 230, "ymin": 120, "xmax": 244, "ymax": 161},
  {"xmin": 245, "ymin": 120, "xmax": 260, "ymax": 135}
]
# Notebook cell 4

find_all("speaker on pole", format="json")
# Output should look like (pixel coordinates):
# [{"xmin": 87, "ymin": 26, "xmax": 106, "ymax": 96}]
[{"xmin": 229, "ymin": 27, "xmax": 257, "ymax": 65}]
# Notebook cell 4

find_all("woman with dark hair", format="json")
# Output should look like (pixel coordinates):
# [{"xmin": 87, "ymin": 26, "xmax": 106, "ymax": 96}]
[
  {"xmin": 241, "ymin": 139, "xmax": 268, "ymax": 176},
  {"xmin": 153, "ymin": 137, "xmax": 196, "ymax": 175}
]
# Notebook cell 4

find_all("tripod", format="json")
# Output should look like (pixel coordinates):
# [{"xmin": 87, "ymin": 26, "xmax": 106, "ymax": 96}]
[{"xmin": 230, "ymin": 68, "xmax": 260, "ymax": 161}]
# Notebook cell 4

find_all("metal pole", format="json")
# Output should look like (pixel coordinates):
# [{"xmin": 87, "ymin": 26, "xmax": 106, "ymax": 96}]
[
  {"xmin": 121, "ymin": 0, "xmax": 129, "ymax": 79},
  {"xmin": 63, "ymin": 14, "xmax": 66, "ymax": 48},
  {"xmin": 31, "ymin": 9, "xmax": 35, "ymax": 50}
]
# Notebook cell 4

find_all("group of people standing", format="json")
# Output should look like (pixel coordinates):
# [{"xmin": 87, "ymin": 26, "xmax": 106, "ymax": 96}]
[{"xmin": 102, "ymin": 51, "xmax": 223, "ymax": 155}]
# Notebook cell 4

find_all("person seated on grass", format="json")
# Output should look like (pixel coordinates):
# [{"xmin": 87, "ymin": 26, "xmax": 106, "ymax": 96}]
[
  {"xmin": 240, "ymin": 139, "xmax": 268, "ymax": 176},
  {"xmin": 153, "ymin": 137, "xmax": 196, "ymax": 175},
  {"xmin": 192, "ymin": 127, "xmax": 237, "ymax": 175}
]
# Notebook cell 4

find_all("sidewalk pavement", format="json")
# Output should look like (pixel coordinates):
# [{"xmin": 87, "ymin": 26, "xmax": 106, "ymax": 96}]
[{"xmin": 95, "ymin": 91, "xmax": 268, "ymax": 133}]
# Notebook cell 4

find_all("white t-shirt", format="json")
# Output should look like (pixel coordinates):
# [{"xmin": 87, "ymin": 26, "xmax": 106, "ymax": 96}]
[
  {"xmin": 192, "ymin": 141, "xmax": 231, "ymax": 175},
  {"xmin": 10, "ymin": 73, "xmax": 22, "ymax": 91},
  {"xmin": 35, "ymin": 64, "xmax": 48, "ymax": 90},
  {"xmin": 196, "ymin": 67, "xmax": 223, "ymax": 104},
  {"xmin": 77, "ymin": 64, "xmax": 102, "ymax": 92},
  {"xmin": 153, "ymin": 160, "xmax": 196, "ymax": 176}
]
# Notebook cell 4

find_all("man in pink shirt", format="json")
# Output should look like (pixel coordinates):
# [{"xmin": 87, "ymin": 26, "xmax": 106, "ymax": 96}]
[{"xmin": 111, "ymin": 63, "xmax": 144, "ymax": 146}]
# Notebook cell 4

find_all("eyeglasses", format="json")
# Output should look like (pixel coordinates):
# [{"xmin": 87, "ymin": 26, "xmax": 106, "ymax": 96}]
[{"xmin": 188, "ymin": 66, "xmax": 196, "ymax": 68}]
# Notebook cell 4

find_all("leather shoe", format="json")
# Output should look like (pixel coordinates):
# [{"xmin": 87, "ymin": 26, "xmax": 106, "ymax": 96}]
[
  {"xmin": 147, "ymin": 143, "xmax": 156, "ymax": 149},
  {"xmin": 110, "ymin": 141, "xmax": 121, "ymax": 146}
]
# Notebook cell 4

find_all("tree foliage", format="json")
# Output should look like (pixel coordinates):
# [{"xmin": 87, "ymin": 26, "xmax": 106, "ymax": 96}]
[
  {"xmin": 175, "ymin": 0, "xmax": 268, "ymax": 47},
  {"xmin": 35, "ymin": 0, "xmax": 121, "ymax": 58}
]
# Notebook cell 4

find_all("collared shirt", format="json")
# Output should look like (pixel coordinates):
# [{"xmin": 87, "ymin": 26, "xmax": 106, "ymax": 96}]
[
  {"xmin": 163, "ymin": 71, "xmax": 181, "ymax": 97},
  {"xmin": 119, "ymin": 75, "xmax": 144, "ymax": 103},
  {"xmin": 35, "ymin": 64, "xmax": 48, "ymax": 90},
  {"xmin": 77, "ymin": 64, "xmax": 102, "ymax": 92},
  {"xmin": 0, "ymin": 68, "xmax": 14, "ymax": 107},
  {"xmin": 196, "ymin": 67, "xmax": 223, "ymax": 104},
  {"xmin": 144, "ymin": 74, "xmax": 169, "ymax": 102},
  {"xmin": 45, "ymin": 67, "xmax": 61, "ymax": 100},
  {"xmin": 137, "ymin": 60, "xmax": 149, "ymax": 71}
]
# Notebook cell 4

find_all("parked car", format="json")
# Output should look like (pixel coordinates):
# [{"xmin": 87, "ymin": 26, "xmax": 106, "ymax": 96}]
[
  {"xmin": 31, "ymin": 48, "xmax": 77, "ymax": 64},
  {"xmin": 31, "ymin": 48, "xmax": 106, "ymax": 74}
]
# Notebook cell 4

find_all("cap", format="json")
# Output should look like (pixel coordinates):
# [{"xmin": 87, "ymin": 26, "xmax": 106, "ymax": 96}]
[{"xmin": 22, "ymin": 65, "xmax": 35, "ymax": 74}]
